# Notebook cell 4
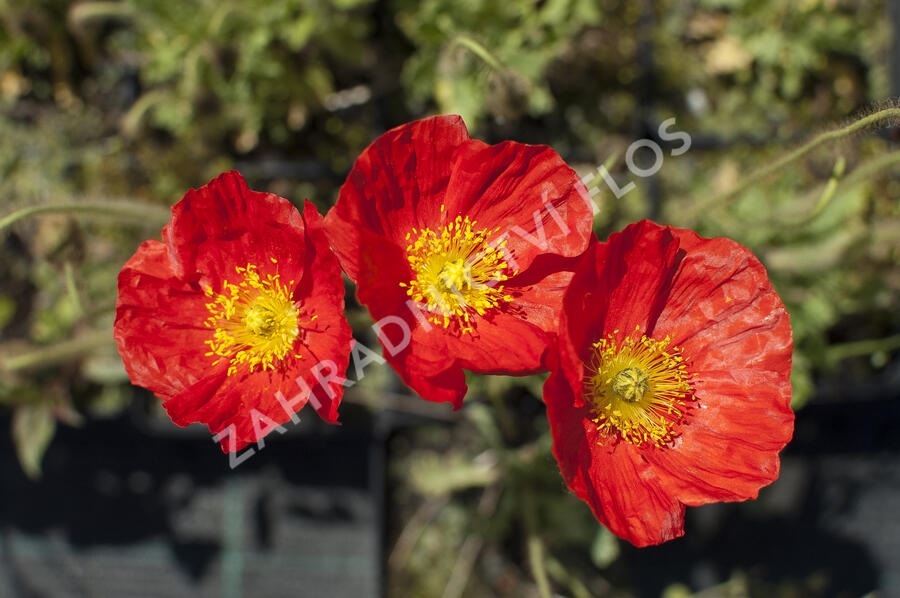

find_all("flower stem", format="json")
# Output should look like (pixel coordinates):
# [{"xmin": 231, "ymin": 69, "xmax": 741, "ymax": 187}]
[
  {"xmin": 0, "ymin": 201, "xmax": 170, "ymax": 233},
  {"xmin": 804, "ymin": 155, "xmax": 845, "ymax": 222},
  {"xmin": 451, "ymin": 35, "xmax": 506, "ymax": 74},
  {"xmin": 545, "ymin": 556, "xmax": 593, "ymax": 598},
  {"xmin": 68, "ymin": 1, "xmax": 136, "ymax": 27},
  {"xmin": 2, "ymin": 330, "xmax": 113, "ymax": 372},
  {"xmin": 834, "ymin": 149, "xmax": 900, "ymax": 191},
  {"xmin": 826, "ymin": 333, "xmax": 900, "ymax": 364},
  {"xmin": 689, "ymin": 107, "xmax": 900, "ymax": 215},
  {"xmin": 768, "ymin": 149, "xmax": 900, "ymax": 230},
  {"xmin": 523, "ymin": 491, "xmax": 552, "ymax": 598},
  {"xmin": 63, "ymin": 261, "xmax": 85, "ymax": 319},
  {"xmin": 441, "ymin": 485, "xmax": 500, "ymax": 598}
]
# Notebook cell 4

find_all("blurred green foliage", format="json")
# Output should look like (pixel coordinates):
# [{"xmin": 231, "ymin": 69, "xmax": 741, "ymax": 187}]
[
  {"xmin": 115, "ymin": 0, "xmax": 373, "ymax": 147},
  {"xmin": 395, "ymin": 0, "xmax": 602, "ymax": 126},
  {"xmin": 655, "ymin": 0, "xmax": 887, "ymax": 136},
  {"xmin": 0, "ymin": 0, "xmax": 898, "ymax": 596}
]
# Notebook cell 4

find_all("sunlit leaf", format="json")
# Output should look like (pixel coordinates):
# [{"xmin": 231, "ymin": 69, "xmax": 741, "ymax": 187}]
[
  {"xmin": 12, "ymin": 404, "xmax": 56, "ymax": 480},
  {"xmin": 590, "ymin": 527, "xmax": 620, "ymax": 569},
  {"xmin": 408, "ymin": 450, "xmax": 498, "ymax": 497}
]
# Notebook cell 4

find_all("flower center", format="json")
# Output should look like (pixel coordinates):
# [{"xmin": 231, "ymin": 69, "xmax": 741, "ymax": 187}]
[
  {"xmin": 584, "ymin": 329, "xmax": 694, "ymax": 447},
  {"xmin": 204, "ymin": 262, "xmax": 307, "ymax": 376},
  {"xmin": 610, "ymin": 367, "xmax": 650, "ymax": 402},
  {"xmin": 401, "ymin": 213, "xmax": 515, "ymax": 333}
]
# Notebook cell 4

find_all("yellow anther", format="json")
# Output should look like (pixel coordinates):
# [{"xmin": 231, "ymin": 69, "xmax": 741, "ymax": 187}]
[
  {"xmin": 584, "ymin": 332, "xmax": 694, "ymax": 447},
  {"xmin": 402, "ymin": 216, "xmax": 514, "ymax": 333},
  {"xmin": 204, "ymin": 263, "xmax": 308, "ymax": 376}
]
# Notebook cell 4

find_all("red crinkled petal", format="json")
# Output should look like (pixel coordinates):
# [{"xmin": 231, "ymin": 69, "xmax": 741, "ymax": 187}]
[
  {"xmin": 556, "ymin": 224, "xmax": 682, "ymax": 392},
  {"xmin": 644, "ymin": 228, "xmax": 794, "ymax": 504},
  {"xmin": 115, "ymin": 240, "xmax": 220, "ymax": 398},
  {"xmin": 502, "ymin": 251, "xmax": 584, "ymax": 335},
  {"xmin": 578, "ymin": 221, "xmax": 682, "ymax": 351},
  {"xmin": 162, "ymin": 170, "xmax": 309, "ymax": 285},
  {"xmin": 164, "ymin": 332, "xmax": 349, "ymax": 454},
  {"xmin": 325, "ymin": 115, "xmax": 471, "ymax": 281},
  {"xmin": 546, "ymin": 219, "xmax": 793, "ymax": 544},
  {"xmin": 285, "ymin": 201, "xmax": 353, "ymax": 425},
  {"xmin": 351, "ymin": 231, "xmax": 576, "ymax": 406},
  {"xmin": 545, "ymin": 370, "xmax": 686, "ymax": 547},
  {"xmin": 115, "ymin": 173, "xmax": 351, "ymax": 453},
  {"xmin": 447, "ymin": 312, "xmax": 549, "ymax": 375},
  {"xmin": 645, "ymin": 371, "xmax": 792, "ymax": 505},
  {"xmin": 324, "ymin": 115, "xmax": 593, "ymax": 403},
  {"xmin": 440, "ymin": 138, "xmax": 593, "ymax": 272},
  {"xmin": 382, "ymin": 311, "xmax": 548, "ymax": 409}
]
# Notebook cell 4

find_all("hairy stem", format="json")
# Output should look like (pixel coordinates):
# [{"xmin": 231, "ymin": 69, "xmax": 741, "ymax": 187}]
[
  {"xmin": 451, "ymin": 34, "xmax": 506, "ymax": 73},
  {"xmin": 523, "ymin": 491, "xmax": 552, "ymax": 598},
  {"xmin": 0, "ymin": 201, "xmax": 170, "ymax": 233},
  {"xmin": 63, "ymin": 261, "xmax": 84, "ymax": 319},
  {"xmin": 834, "ymin": 149, "xmax": 900, "ymax": 191},
  {"xmin": 545, "ymin": 556, "xmax": 594, "ymax": 598},
  {"xmin": 2, "ymin": 330, "xmax": 113, "ymax": 372},
  {"xmin": 68, "ymin": 1, "xmax": 135, "ymax": 27},
  {"xmin": 826, "ymin": 333, "xmax": 900, "ymax": 364},
  {"xmin": 690, "ymin": 107, "xmax": 900, "ymax": 215}
]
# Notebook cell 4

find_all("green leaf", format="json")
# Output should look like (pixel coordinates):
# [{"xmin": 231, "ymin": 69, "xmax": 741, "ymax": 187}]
[
  {"xmin": 464, "ymin": 402, "xmax": 502, "ymax": 448},
  {"xmin": 590, "ymin": 527, "xmax": 620, "ymax": 569},
  {"xmin": 12, "ymin": 404, "xmax": 56, "ymax": 480},
  {"xmin": 661, "ymin": 583, "xmax": 693, "ymax": 598},
  {"xmin": 790, "ymin": 353, "xmax": 814, "ymax": 410},
  {"xmin": 85, "ymin": 385, "xmax": 132, "ymax": 418},
  {"xmin": 0, "ymin": 294, "xmax": 14, "ymax": 333},
  {"xmin": 408, "ymin": 450, "xmax": 498, "ymax": 497},
  {"xmin": 82, "ymin": 353, "xmax": 130, "ymax": 385},
  {"xmin": 282, "ymin": 14, "xmax": 317, "ymax": 50}
]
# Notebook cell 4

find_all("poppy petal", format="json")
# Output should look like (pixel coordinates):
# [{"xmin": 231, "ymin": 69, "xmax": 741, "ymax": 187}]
[
  {"xmin": 114, "ymin": 240, "xmax": 223, "ymax": 398},
  {"xmin": 115, "ymin": 173, "xmax": 352, "ymax": 453},
  {"xmin": 545, "ymin": 371, "xmax": 686, "ymax": 547},
  {"xmin": 325, "ymin": 115, "xmax": 471, "ymax": 279},
  {"xmin": 442, "ymin": 140, "xmax": 593, "ymax": 271},
  {"xmin": 545, "ymin": 219, "xmax": 793, "ymax": 544},
  {"xmin": 645, "ymin": 370, "xmax": 793, "ymax": 505},
  {"xmin": 324, "ymin": 115, "xmax": 594, "ymax": 403}
]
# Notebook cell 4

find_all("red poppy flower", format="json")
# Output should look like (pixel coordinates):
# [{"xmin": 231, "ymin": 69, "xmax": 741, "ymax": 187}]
[
  {"xmin": 324, "ymin": 115, "xmax": 593, "ymax": 407},
  {"xmin": 114, "ymin": 171, "xmax": 352, "ymax": 453},
  {"xmin": 545, "ymin": 220, "xmax": 793, "ymax": 546}
]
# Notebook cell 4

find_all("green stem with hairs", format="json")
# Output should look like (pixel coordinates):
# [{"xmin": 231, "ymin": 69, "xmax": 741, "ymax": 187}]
[
  {"xmin": 769, "ymin": 150, "xmax": 900, "ymax": 230},
  {"xmin": 690, "ymin": 107, "xmax": 900, "ymax": 215},
  {"xmin": 63, "ymin": 261, "xmax": 84, "ymax": 319},
  {"xmin": 0, "ymin": 201, "xmax": 170, "ymax": 233},
  {"xmin": 67, "ymin": 1, "xmax": 136, "ymax": 27},
  {"xmin": 451, "ymin": 34, "xmax": 507, "ymax": 73},
  {"xmin": 523, "ymin": 491, "xmax": 552, "ymax": 598},
  {"xmin": 804, "ymin": 155, "xmax": 846, "ymax": 222},
  {"xmin": 2, "ymin": 330, "xmax": 113, "ymax": 372},
  {"xmin": 833, "ymin": 149, "xmax": 900, "ymax": 191},
  {"xmin": 826, "ymin": 333, "xmax": 900, "ymax": 364},
  {"xmin": 546, "ymin": 556, "xmax": 593, "ymax": 598}
]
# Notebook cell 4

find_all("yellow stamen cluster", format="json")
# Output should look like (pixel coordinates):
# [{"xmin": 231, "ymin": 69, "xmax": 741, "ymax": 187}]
[
  {"xmin": 400, "ymin": 212, "xmax": 515, "ymax": 333},
  {"xmin": 204, "ymin": 262, "xmax": 308, "ymax": 376},
  {"xmin": 584, "ymin": 327, "xmax": 694, "ymax": 447}
]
